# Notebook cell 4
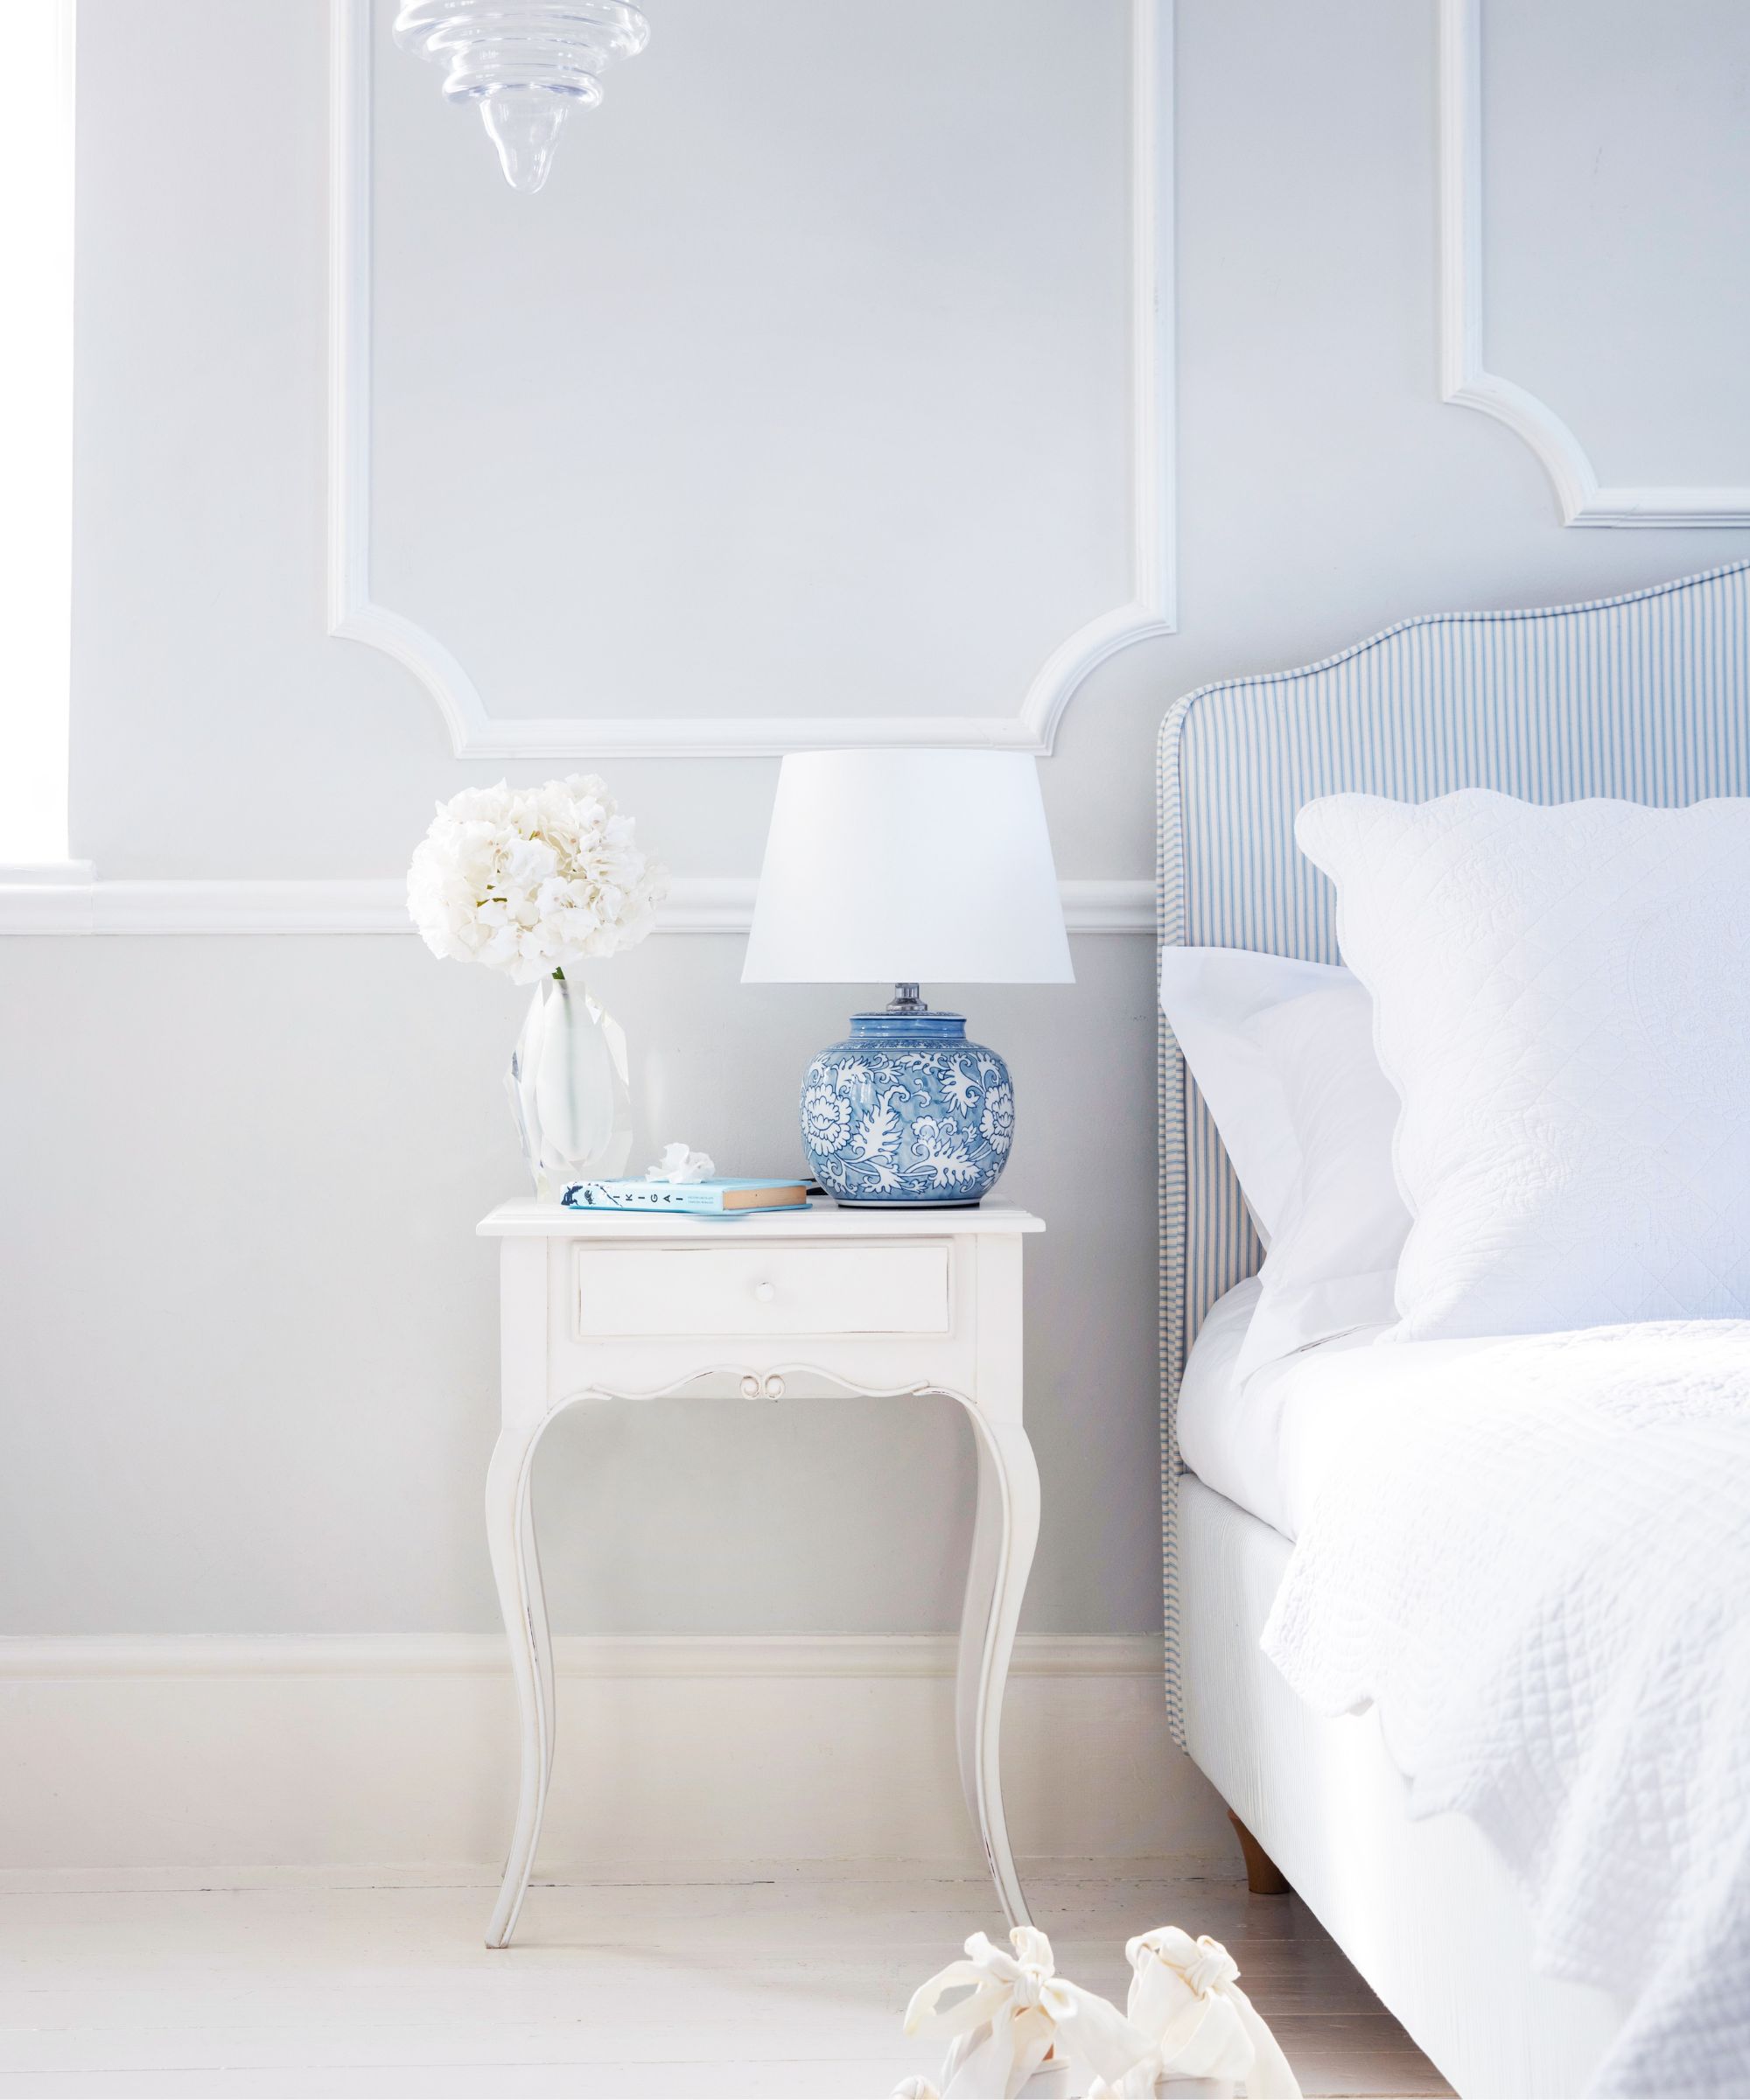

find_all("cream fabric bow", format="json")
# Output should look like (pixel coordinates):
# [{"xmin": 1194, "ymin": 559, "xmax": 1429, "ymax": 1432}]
[
  {"xmin": 900, "ymin": 1927, "xmax": 1153, "ymax": 2099},
  {"xmin": 646, "ymin": 1141, "xmax": 713, "ymax": 1184},
  {"xmin": 1086, "ymin": 1927, "xmax": 1301, "ymax": 2098}
]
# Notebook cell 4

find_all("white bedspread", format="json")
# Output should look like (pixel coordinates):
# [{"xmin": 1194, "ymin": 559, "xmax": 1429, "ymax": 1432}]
[{"xmin": 1262, "ymin": 1320, "xmax": 1750, "ymax": 2099}]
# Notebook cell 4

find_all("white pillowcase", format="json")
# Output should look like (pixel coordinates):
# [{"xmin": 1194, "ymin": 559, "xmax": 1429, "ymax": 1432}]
[
  {"xmin": 1159, "ymin": 948, "xmax": 1408, "ymax": 1374},
  {"xmin": 1233, "ymin": 982, "xmax": 1410, "ymax": 1380},
  {"xmin": 1296, "ymin": 790, "xmax": 1750, "ymax": 1341},
  {"xmin": 1157, "ymin": 947, "xmax": 1341, "ymax": 1246}
]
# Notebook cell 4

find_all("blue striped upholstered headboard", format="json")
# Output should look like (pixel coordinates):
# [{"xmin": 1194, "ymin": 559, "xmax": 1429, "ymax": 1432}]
[{"xmin": 1156, "ymin": 559, "xmax": 1750, "ymax": 1741}]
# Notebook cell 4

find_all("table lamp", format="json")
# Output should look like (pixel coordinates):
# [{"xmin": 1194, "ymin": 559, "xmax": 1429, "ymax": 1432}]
[{"xmin": 742, "ymin": 749, "xmax": 1074, "ymax": 1206}]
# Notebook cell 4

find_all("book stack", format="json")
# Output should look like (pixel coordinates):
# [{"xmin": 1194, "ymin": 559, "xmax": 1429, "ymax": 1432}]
[{"xmin": 560, "ymin": 1176, "xmax": 810, "ymax": 1216}]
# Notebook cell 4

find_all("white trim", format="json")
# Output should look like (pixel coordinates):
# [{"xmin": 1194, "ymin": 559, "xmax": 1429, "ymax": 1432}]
[
  {"xmin": 1439, "ymin": 0, "xmax": 1750, "ymax": 528},
  {"xmin": 0, "ymin": 1633, "xmax": 1160, "ymax": 1681},
  {"xmin": 0, "ymin": 858, "xmax": 94, "ymax": 884},
  {"xmin": 1058, "ymin": 878, "xmax": 1155, "ymax": 934},
  {"xmin": 0, "ymin": 1632, "xmax": 1221, "ymax": 1875},
  {"xmin": 326, "ymin": 0, "xmax": 1176, "ymax": 755},
  {"xmin": 0, "ymin": 874, "xmax": 1152, "ymax": 936}
]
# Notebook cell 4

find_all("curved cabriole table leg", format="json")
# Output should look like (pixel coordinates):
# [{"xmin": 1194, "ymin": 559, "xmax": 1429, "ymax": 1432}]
[
  {"xmin": 485, "ymin": 1409, "xmax": 561, "ymax": 1950},
  {"xmin": 521, "ymin": 1468, "xmax": 556, "ymax": 1783},
  {"xmin": 483, "ymin": 1373, "xmax": 1043, "ymax": 1946},
  {"xmin": 952, "ymin": 1401, "xmax": 1041, "ymax": 1928}
]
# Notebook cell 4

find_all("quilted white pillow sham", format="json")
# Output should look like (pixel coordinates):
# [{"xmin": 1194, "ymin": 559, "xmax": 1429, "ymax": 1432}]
[{"xmin": 1296, "ymin": 790, "xmax": 1750, "ymax": 1341}]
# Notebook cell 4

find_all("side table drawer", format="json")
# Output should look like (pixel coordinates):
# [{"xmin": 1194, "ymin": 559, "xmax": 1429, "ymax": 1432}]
[{"xmin": 575, "ymin": 1241, "xmax": 951, "ymax": 1339}]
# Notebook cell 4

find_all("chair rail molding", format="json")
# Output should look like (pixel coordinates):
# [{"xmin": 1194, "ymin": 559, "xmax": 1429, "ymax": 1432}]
[
  {"xmin": 327, "ymin": 0, "xmax": 1176, "ymax": 758},
  {"xmin": 1438, "ymin": 0, "xmax": 1750, "ymax": 529},
  {"xmin": 0, "ymin": 874, "xmax": 1152, "ymax": 936}
]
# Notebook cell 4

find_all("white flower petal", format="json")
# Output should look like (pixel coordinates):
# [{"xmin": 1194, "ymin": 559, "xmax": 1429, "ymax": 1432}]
[{"xmin": 405, "ymin": 778, "xmax": 663, "ymax": 979}]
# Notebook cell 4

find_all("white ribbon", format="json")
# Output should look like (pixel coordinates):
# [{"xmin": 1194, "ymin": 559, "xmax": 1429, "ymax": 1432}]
[
  {"xmin": 646, "ymin": 1141, "xmax": 713, "ymax": 1184},
  {"xmin": 1085, "ymin": 1927, "xmax": 1299, "ymax": 2099},
  {"xmin": 899, "ymin": 1927, "xmax": 1154, "ymax": 2099}
]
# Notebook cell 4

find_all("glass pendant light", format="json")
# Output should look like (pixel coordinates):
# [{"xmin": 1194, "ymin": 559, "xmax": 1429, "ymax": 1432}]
[{"xmin": 394, "ymin": 2, "xmax": 651, "ymax": 195}]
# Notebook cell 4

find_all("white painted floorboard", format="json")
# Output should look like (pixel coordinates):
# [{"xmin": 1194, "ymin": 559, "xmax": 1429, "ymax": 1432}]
[{"xmin": 0, "ymin": 1866, "xmax": 1450, "ymax": 2099}]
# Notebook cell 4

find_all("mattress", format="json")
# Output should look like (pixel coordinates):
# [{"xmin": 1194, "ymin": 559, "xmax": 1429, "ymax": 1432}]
[{"xmin": 1174, "ymin": 1280, "xmax": 1494, "ymax": 1540}]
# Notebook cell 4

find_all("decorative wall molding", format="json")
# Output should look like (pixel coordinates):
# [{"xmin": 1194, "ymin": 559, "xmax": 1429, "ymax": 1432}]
[
  {"xmin": 327, "ymin": 0, "xmax": 1176, "ymax": 756},
  {"xmin": 1439, "ymin": 0, "xmax": 1750, "ymax": 528},
  {"xmin": 0, "ymin": 1632, "xmax": 1224, "ymax": 1877},
  {"xmin": 0, "ymin": 875, "xmax": 1152, "ymax": 936}
]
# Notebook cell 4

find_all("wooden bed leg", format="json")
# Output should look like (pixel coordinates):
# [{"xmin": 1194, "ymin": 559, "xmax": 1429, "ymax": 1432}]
[{"xmin": 1228, "ymin": 1810, "xmax": 1292, "ymax": 1896}]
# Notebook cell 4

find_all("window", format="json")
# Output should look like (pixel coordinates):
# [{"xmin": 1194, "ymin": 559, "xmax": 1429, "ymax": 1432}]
[{"xmin": 0, "ymin": 0, "xmax": 74, "ymax": 867}]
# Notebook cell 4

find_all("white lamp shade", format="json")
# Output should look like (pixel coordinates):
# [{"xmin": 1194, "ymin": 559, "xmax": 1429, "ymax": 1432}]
[{"xmin": 742, "ymin": 750, "xmax": 1074, "ymax": 986}]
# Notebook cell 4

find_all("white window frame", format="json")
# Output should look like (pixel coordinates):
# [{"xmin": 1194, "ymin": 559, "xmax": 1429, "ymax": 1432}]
[{"xmin": 0, "ymin": 0, "xmax": 81, "ymax": 887}]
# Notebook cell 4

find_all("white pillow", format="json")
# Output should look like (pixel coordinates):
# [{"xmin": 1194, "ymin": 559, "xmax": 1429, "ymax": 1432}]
[
  {"xmin": 1296, "ymin": 790, "xmax": 1750, "ymax": 1341},
  {"xmin": 1159, "ymin": 948, "xmax": 1410, "ymax": 1371},
  {"xmin": 1158, "ymin": 947, "xmax": 1345, "ymax": 1244},
  {"xmin": 1233, "ymin": 982, "xmax": 1410, "ymax": 1380}
]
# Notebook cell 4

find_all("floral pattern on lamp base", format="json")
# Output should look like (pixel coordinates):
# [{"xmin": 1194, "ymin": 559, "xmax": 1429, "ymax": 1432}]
[{"xmin": 801, "ymin": 1011, "xmax": 1014, "ymax": 1206}]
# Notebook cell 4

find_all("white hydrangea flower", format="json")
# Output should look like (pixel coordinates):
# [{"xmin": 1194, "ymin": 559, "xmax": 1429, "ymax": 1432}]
[{"xmin": 406, "ymin": 774, "xmax": 668, "ymax": 984}]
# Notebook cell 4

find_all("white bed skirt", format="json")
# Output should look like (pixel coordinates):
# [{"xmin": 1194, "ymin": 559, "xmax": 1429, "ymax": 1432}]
[{"xmin": 1176, "ymin": 1474, "xmax": 1621, "ymax": 2100}]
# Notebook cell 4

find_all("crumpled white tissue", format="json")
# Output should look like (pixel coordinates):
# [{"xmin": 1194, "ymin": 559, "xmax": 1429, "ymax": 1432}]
[
  {"xmin": 897, "ymin": 1927, "xmax": 1152, "ymax": 2099},
  {"xmin": 646, "ymin": 1142, "xmax": 714, "ymax": 1184},
  {"xmin": 1087, "ymin": 1928, "xmax": 1302, "ymax": 2098}
]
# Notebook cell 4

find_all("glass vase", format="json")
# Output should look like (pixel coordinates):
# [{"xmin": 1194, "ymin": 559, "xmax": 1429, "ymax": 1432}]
[{"xmin": 507, "ymin": 973, "xmax": 633, "ymax": 1199}]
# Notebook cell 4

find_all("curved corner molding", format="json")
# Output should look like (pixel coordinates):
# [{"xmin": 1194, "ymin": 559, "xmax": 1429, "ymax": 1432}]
[
  {"xmin": 1438, "ymin": 0, "xmax": 1750, "ymax": 529},
  {"xmin": 327, "ymin": 0, "xmax": 1176, "ymax": 758}
]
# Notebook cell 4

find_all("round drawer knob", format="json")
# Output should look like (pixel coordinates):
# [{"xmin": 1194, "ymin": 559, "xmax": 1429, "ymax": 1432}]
[
  {"xmin": 764, "ymin": 1374, "xmax": 786, "ymax": 1400},
  {"xmin": 738, "ymin": 1374, "xmax": 761, "ymax": 1399},
  {"xmin": 753, "ymin": 1281, "xmax": 776, "ymax": 1303}
]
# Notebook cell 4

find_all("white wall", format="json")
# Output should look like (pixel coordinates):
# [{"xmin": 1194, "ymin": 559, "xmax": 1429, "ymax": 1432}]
[
  {"xmin": 366, "ymin": 0, "xmax": 1135, "ymax": 731},
  {"xmin": 1480, "ymin": 0, "xmax": 1750, "ymax": 492},
  {"xmin": 1, "ymin": 931, "xmax": 1161, "ymax": 1635},
  {"xmin": 5, "ymin": 0, "xmax": 1750, "ymax": 1863}
]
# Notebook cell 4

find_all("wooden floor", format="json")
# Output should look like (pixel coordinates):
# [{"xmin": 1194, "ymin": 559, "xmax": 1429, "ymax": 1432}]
[{"xmin": 0, "ymin": 1863, "xmax": 1452, "ymax": 2097}]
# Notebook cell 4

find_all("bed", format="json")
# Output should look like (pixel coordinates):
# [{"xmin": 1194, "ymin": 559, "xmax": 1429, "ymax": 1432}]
[{"xmin": 1156, "ymin": 560, "xmax": 1750, "ymax": 2099}]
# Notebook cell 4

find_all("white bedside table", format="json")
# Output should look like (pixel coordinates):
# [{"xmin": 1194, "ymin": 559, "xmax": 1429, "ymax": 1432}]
[{"xmin": 477, "ymin": 1195, "xmax": 1046, "ymax": 1948}]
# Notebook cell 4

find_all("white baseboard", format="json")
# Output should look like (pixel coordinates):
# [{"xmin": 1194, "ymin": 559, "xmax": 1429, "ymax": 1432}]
[
  {"xmin": 0, "ymin": 1634, "xmax": 1232, "ymax": 1877},
  {"xmin": 0, "ymin": 875, "xmax": 1153, "ymax": 936}
]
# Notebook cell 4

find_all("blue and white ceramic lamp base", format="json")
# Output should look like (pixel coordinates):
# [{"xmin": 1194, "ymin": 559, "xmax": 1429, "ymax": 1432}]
[{"xmin": 800, "ymin": 997, "xmax": 1014, "ymax": 1207}]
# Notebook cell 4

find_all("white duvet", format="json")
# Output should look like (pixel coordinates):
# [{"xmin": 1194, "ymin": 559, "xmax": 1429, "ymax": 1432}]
[{"xmin": 1261, "ymin": 1320, "xmax": 1750, "ymax": 2099}]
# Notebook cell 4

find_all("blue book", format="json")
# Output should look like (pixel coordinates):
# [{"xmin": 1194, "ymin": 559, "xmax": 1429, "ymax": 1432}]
[{"xmin": 561, "ymin": 1176, "xmax": 811, "ymax": 1216}]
